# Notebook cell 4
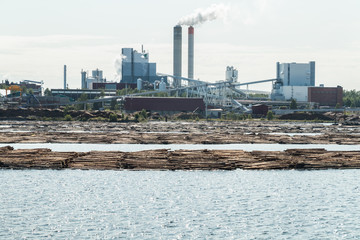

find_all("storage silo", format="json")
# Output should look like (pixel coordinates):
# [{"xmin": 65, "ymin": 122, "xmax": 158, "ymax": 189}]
[
  {"xmin": 137, "ymin": 78, "xmax": 142, "ymax": 90},
  {"xmin": 159, "ymin": 78, "xmax": 166, "ymax": 91}
]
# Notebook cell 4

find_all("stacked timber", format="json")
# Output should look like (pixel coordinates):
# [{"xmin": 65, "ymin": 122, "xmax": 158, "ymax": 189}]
[
  {"xmin": 68, "ymin": 152, "xmax": 124, "ymax": 170},
  {"xmin": 0, "ymin": 146, "xmax": 77, "ymax": 169},
  {"xmin": 242, "ymin": 149, "xmax": 360, "ymax": 170},
  {"xmin": 1, "ymin": 146, "xmax": 360, "ymax": 170}
]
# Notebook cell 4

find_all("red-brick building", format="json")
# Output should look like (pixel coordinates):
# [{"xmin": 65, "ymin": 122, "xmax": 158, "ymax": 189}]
[
  {"xmin": 124, "ymin": 97, "xmax": 205, "ymax": 114},
  {"xmin": 308, "ymin": 86, "xmax": 343, "ymax": 107}
]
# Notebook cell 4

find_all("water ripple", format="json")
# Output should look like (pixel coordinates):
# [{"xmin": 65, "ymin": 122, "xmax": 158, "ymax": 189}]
[{"xmin": 1, "ymin": 170, "xmax": 360, "ymax": 239}]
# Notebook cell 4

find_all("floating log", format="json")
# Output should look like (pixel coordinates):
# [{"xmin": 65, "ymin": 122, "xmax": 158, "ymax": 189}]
[{"xmin": 0, "ymin": 131, "xmax": 360, "ymax": 145}]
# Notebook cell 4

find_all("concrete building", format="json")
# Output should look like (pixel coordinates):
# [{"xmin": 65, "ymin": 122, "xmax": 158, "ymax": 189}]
[{"xmin": 121, "ymin": 48, "xmax": 165, "ymax": 85}]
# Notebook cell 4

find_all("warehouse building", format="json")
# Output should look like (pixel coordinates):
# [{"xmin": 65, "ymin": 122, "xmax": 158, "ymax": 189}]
[{"xmin": 124, "ymin": 97, "xmax": 205, "ymax": 115}]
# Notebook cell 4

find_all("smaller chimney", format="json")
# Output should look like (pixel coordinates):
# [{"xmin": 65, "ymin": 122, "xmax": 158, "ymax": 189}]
[
  {"xmin": 188, "ymin": 26, "xmax": 194, "ymax": 79},
  {"xmin": 64, "ymin": 65, "xmax": 67, "ymax": 89}
]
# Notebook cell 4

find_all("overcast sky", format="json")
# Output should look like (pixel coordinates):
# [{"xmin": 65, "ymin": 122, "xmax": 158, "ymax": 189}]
[{"xmin": 0, "ymin": 0, "xmax": 359, "ymax": 91}]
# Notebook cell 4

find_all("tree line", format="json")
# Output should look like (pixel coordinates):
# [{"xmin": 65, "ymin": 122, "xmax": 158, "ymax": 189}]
[{"xmin": 343, "ymin": 90, "xmax": 360, "ymax": 107}]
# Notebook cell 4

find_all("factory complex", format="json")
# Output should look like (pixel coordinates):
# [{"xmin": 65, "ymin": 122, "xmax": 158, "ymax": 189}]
[{"xmin": 0, "ymin": 25, "xmax": 345, "ymax": 118}]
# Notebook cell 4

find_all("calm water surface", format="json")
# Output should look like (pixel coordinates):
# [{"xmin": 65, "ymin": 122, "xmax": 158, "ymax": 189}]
[
  {"xmin": 1, "ymin": 143, "xmax": 360, "ymax": 152},
  {"xmin": 1, "ymin": 170, "xmax": 360, "ymax": 239}
]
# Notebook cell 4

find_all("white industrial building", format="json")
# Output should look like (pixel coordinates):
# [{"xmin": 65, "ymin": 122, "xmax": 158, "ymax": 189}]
[
  {"xmin": 81, "ymin": 69, "xmax": 106, "ymax": 89},
  {"xmin": 271, "ymin": 61, "xmax": 315, "ymax": 101},
  {"xmin": 225, "ymin": 66, "xmax": 238, "ymax": 82}
]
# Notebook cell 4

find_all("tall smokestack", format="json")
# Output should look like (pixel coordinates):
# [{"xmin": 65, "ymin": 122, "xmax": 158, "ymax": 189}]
[
  {"xmin": 173, "ymin": 25, "xmax": 182, "ymax": 88},
  {"xmin": 188, "ymin": 26, "xmax": 194, "ymax": 79},
  {"xmin": 64, "ymin": 65, "xmax": 67, "ymax": 89}
]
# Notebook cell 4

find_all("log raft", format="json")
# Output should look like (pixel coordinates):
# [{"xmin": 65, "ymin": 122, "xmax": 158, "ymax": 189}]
[{"xmin": 1, "ymin": 146, "xmax": 360, "ymax": 170}]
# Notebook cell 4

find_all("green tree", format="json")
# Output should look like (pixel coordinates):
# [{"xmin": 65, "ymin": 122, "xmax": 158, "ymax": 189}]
[
  {"xmin": 290, "ymin": 99, "xmax": 298, "ymax": 109},
  {"xmin": 140, "ymin": 109, "xmax": 147, "ymax": 119},
  {"xmin": 266, "ymin": 111, "xmax": 274, "ymax": 120},
  {"xmin": 44, "ymin": 88, "xmax": 52, "ymax": 96},
  {"xmin": 343, "ymin": 89, "xmax": 360, "ymax": 107},
  {"xmin": 134, "ymin": 113, "xmax": 140, "ymax": 121},
  {"xmin": 64, "ymin": 114, "xmax": 72, "ymax": 121},
  {"xmin": 109, "ymin": 113, "xmax": 118, "ymax": 122}
]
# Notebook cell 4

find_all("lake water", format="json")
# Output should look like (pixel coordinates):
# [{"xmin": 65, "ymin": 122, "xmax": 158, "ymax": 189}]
[
  {"xmin": 1, "ymin": 169, "xmax": 360, "ymax": 239},
  {"xmin": 1, "ymin": 143, "xmax": 360, "ymax": 152}
]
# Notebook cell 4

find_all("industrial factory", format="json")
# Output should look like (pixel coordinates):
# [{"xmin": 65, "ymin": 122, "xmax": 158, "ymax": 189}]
[{"xmin": 0, "ymin": 22, "xmax": 346, "ymax": 116}]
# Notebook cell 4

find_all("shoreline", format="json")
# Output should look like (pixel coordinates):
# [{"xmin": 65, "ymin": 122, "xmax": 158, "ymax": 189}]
[{"xmin": 1, "ymin": 146, "xmax": 360, "ymax": 171}]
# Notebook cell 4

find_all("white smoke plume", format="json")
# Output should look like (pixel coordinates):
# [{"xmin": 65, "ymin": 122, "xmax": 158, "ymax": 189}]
[
  {"xmin": 113, "ymin": 54, "xmax": 126, "ymax": 81},
  {"xmin": 178, "ymin": 3, "xmax": 229, "ymax": 26}
]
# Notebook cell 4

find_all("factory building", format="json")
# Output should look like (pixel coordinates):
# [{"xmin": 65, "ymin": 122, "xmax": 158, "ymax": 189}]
[
  {"xmin": 271, "ymin": 61, "xmax": 343, "ymax": 106},
  {"xmin": 81, "ymin": 69, "xmax": 106, "ymax": 89},
  {"xmin": 121, "ymin": 48, "xmax": 165, "ymax": 85},
  {"xmin": 271, "ymin": 61, "xmax": 315, "ymax": 101}
]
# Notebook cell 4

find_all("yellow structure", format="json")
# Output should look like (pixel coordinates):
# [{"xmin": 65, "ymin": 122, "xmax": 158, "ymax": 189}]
[{"xmin": 5, "ymin": 85, "xmax": 22, "ymax": 97}]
